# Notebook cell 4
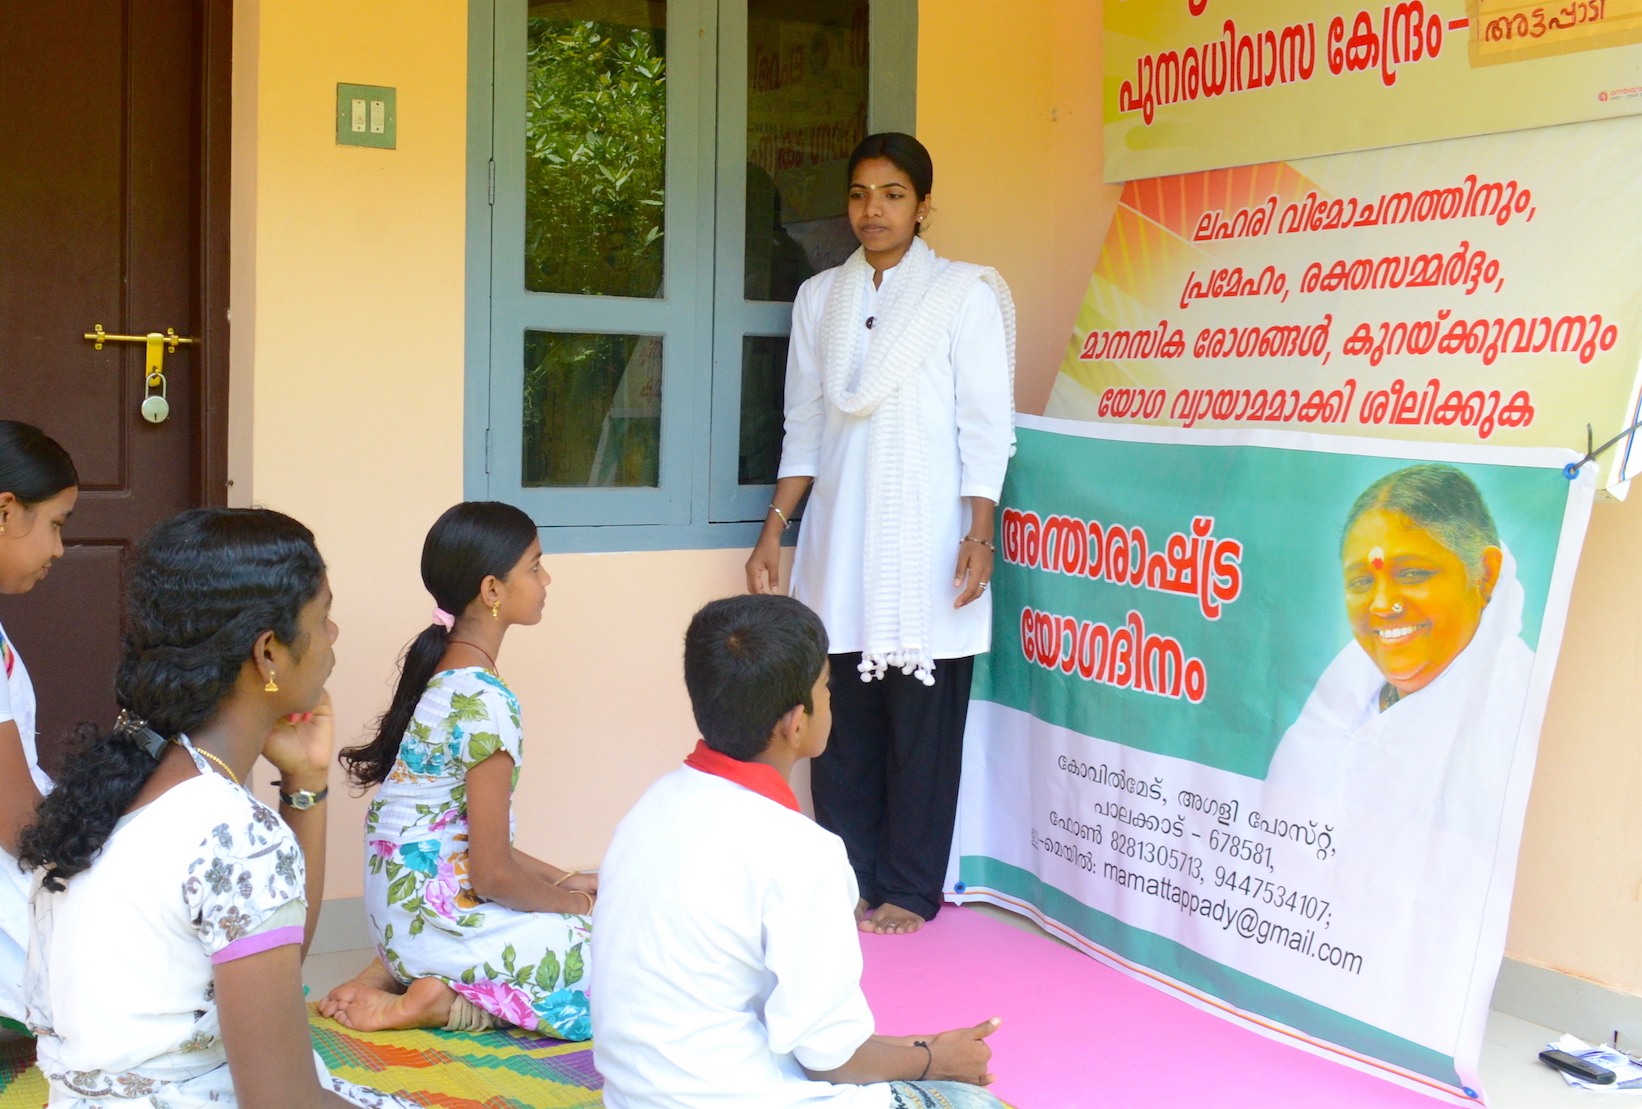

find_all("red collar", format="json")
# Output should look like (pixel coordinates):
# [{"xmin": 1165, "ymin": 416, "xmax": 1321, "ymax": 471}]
[{"xmin": 684, "ymin": 740, "xmax": 801, "ymax": 813}]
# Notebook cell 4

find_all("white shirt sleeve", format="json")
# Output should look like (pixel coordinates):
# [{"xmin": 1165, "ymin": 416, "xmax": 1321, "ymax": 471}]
[
  {"xmin": 760, "ymin": 838, "xmax": 876, "ymax": 1073},
  {"xmin": 778, "ymin": 279, "xmax": 828, "ymax": 481},
  {"xmin": 950, "ymin": 281, "xmax": 1014, "ymax": 503}
]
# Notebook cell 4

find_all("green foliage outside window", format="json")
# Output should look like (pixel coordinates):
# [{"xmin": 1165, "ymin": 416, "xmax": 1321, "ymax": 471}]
[{"xmin": 525, "ymin": 17, "xmax": 668, "ymax": 298}]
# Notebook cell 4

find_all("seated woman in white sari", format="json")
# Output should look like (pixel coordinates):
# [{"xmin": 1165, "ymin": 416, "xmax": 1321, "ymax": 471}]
[
  {"xmin": 17, "ymin": 508, "xmax": 414, "ymax": 1109},
  {"xmin": 1265, "ymin": 463, "xmax": 1532, "ymax": 838}
]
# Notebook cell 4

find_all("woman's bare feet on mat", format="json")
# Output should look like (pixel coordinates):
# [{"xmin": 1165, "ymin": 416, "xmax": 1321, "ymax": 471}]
[
  {"xmin": 317, "ymin": 957, "xmax": 404, "ymax": 1021},
  {"xmin": 860, "ymin": 901, "xmax": 925, "ymax": 934},
  {"xmin": 855, "ymin": 898, "xmax": 872, "ymax": 925},
  {"xmin": 322, "ymin": 974, "xmax": 457, "ymax": 1031}
]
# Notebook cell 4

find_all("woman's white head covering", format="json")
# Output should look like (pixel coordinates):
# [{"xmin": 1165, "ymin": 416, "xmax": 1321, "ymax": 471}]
[{"xmin": 1264, "ymin": 546, "xmax": 1533, "ymax": 838}]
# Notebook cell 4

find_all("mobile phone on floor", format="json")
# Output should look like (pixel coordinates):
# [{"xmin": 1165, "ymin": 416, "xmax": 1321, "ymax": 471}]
[{"xmin": 1540, "ymin": 1049, "xmax": 1617, "ymax": 1084}]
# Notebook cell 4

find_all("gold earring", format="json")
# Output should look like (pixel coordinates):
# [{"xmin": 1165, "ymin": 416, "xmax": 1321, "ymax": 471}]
[
  {"xmin": 264, "ymin": 668, "xmax": 279, "ymax": 693},
  {"xmin": 491, "ymin": 601, "xmax": 500, "ymax": 620}
]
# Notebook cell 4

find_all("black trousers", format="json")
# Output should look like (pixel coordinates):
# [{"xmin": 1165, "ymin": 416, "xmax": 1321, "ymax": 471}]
[{"xmin": 811, "ymin": 652, "xmax": 975, "ymax": 921}]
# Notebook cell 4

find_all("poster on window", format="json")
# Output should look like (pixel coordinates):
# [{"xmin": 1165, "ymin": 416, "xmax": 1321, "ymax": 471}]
[
  {"xmin": 1052, "ymin": 114, "xmax": 1642, "ymax": 492},
  {"xmin": 1106, "ymin": 0, "xmax": 1642, "ymax": 181},
  {"xmin": 949, "ymin": 417, "xmax": 1593, "ymax": 1102}
]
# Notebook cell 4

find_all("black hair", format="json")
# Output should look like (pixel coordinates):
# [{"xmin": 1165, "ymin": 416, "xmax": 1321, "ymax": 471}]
[
  {"xmin": 340, "ymin": 501, "xmax": 538, "ymax": 789},
  {"xmin": 18, "ymin": 508, "xmax": 326, "ymax": 890},
  {"xmin": 0, "ymin": 420, "xmax": 77, "ymax": 506},
  {"xmin": 683, "ymin": 594, "xmax": 829, "ymax": 761},
  {"xmin": 1342, "ymin": 463, "xmax": 1500, "ymax": 581},
  {"xmin": 848, "ymin": 132, "xmax": 934, "ymax": 234}
]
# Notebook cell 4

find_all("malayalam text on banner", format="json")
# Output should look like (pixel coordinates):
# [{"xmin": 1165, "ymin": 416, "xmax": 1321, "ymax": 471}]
[
  {"xmin": 1050, "ymin": 116, "xmax": 1642, "ymax": 491},
  {"xmin": 950, "ymin": 419, "xmax": 1594, "ymax": 1102},
  {"xmin": 1106, "ymin": 0, "xmax": 1642, "ymax": 181}
]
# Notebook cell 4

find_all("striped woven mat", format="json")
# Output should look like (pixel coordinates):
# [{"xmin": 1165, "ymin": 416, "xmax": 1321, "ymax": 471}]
[
  {"xmin": 0, "ymin": 1014, "xmax": 605, "ymax": 1109},
  {"xmin": 311, "ymin": 1008, "xmax": 603, "ymax": 1108}
]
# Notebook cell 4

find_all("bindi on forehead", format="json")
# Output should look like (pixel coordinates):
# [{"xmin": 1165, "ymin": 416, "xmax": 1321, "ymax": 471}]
[{"xmin": 851, "ymin": 181, "xmax": 910, "ymax": 191}]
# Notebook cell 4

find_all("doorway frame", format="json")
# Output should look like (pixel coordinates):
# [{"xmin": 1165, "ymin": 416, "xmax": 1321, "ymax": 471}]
[{"xmin": 200, "ymin": 0, "xmax": 233, "ymax": 507}]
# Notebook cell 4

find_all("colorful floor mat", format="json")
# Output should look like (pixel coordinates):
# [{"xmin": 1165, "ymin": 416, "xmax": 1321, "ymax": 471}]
[
  {"xmin": 0, "ymin": 1037, "xmax": 43, "ymax": 1109},
  {"xmin": 0, "ymin": 1018, "xmax": 603, "ymax": 1109},
  {"xmin": 310, "ymin": 1009, "xmax": 603, "ymax": 1109}
]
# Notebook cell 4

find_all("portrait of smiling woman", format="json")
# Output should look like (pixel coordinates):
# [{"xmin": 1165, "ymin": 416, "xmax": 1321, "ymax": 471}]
[{"xmin": 1264, "ymin": 463, "xmax": 1533, "ymax": 837}]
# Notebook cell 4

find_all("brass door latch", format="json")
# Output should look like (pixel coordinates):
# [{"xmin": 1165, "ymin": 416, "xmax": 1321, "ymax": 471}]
[{"xmin": 83, "ymin": 325, "xmax": 196, "ymax": 423}]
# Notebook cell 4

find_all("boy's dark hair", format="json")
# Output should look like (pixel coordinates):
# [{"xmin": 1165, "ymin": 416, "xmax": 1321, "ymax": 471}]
[{"xmin": 684, "ymin": 595, "xmax": 829, "ymax": 761}]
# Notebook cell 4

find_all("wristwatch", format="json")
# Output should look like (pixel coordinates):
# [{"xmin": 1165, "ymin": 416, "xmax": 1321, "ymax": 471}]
[{"xmin": 273, "ymin": 782, "xmax": 330, "ymax": 810}]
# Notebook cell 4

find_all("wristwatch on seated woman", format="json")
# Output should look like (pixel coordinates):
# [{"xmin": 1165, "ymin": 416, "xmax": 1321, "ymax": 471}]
[{"xmin": 272, "ymin": 781, "xmax": 330, "ymax": 810}]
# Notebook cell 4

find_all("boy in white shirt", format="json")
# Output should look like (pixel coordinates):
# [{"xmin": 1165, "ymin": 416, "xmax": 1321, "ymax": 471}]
[{"xmin": 593, "ymin": 594, "xmax": 1005, "ymax": 1109}]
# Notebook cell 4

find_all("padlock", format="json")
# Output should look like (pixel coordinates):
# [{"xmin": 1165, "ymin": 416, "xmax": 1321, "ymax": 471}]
[{"xmin": 141, "ymin": 394, "xmax": 170, "ymax": 424}]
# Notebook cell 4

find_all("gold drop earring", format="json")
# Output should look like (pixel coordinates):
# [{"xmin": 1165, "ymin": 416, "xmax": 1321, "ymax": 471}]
[
  {"xmin": 491, "ymin": 601, "xmax": 500, "ymax": 620},
  {"xmin": 264, "ymin": 667, "xmax": 279, "ymax": 693}
]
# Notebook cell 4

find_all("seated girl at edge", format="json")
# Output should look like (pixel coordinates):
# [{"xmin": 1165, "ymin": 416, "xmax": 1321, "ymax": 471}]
[
  {"xmin": 0, "ymin": 420, "xmax": 78, "ymax": 1025},
  {"xmin": 320, "ymin": 501, "xmax": 595, "ymax": 1038},
  {"xmin": 19, "ymin": 507, "xmax": 414, "ymax": 1109}
]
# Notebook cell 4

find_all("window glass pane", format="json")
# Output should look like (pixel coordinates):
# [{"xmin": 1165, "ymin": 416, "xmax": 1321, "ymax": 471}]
[
  {"xmin": 523, "ymin": 331, "xmax": 661, "ymax": 487},
  {"xmin": 739, "ymin": 336, "xmax": 788, "ymax": 485},
  {"xmin": 744, "ymin": 1, "xmax": 868, "ymax": 303},
  {"xmin": 526, "ymin": 2, "xmax": 667, "ymax": 298}
]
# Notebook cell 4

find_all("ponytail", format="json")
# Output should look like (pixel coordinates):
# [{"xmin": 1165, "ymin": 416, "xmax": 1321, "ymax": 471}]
[
  {"xmin": 341, "ymin": 502, "xmax": 537, "ymax": 789},
  {"xmin": 20, "ymin": 509, "xmax": 325, "ymax": 890}
]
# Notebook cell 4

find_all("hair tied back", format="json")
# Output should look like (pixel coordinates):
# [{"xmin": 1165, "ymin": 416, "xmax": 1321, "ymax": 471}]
[{"xmin": 113, "ymin": 709, "xmax": 169, "ymax": 760}]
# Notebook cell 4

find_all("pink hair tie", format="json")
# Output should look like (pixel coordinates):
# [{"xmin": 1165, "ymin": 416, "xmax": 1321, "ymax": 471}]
[{"xmin": 431, "ymin": 607, "xmax": 456, "ymax": 630}]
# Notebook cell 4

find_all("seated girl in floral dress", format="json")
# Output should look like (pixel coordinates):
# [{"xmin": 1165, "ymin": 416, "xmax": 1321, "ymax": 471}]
[{"xmin": 319, "ymin": 502, "xmax": 595, "ymax": 1038}]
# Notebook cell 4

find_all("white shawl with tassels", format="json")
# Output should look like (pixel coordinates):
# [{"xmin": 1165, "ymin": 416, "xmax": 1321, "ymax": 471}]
[{"xmin": 817, "ymin": 237, "xmax": 1016, "ymax": 684}]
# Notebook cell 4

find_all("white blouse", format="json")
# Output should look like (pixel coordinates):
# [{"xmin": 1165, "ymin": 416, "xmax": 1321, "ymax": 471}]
[
  {"xmin": 778, "ymin": 260, "xmax": 1014, "ymax": 661},
  {"xmin": 0, "ymin": 620, "xmax": 48, "ymax": 1022}
]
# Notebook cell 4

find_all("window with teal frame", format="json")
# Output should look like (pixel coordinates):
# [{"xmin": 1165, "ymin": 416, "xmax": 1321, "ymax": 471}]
[{"xmin": 466, "ymin": 0, "xmax": 917, "ymax": 551}]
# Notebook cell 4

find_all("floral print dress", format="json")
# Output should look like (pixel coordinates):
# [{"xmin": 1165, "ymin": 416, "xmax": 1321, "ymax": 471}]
[{"xmin": 365, "ymin": 668, "xmax": 591, "ymax": 1038}]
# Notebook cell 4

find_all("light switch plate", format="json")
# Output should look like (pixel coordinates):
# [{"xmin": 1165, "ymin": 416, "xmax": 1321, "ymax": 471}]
[{"xmin": 336, "ymin": 83, "xmax": 396, "ymax": 149}]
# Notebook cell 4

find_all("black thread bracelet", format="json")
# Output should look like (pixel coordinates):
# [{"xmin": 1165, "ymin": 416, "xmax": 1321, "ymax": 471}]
[{"xmin": 913, "ymin": 1040, "xmax": 932, "ymax": 1081}]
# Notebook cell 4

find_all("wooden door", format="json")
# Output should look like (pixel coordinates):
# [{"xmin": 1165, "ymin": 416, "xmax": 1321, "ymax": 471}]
[{"xmin": 0, "ymin": 0, "xmax": 230, "ymax": 775}]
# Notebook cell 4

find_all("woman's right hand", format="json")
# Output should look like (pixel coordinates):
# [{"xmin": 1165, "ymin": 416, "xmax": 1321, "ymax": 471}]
[
  {"xmin": 746, "ymin": 536, "xmax": 783, "ymax": 595},
  {"xmin": 927, "ymin": 1018, "xmax": 1000, "ymax": 1085}
]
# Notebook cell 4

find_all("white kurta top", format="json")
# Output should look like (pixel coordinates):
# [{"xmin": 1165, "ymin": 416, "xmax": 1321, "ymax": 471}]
[
  {"xmin": 779, "ymin": 261, "xmax": 1013, "ymax": 660},
  {"xmin": 592, "ymin": 766, "xmax": 891, "ymax": 1109},
  {"xmin": 0, "ymin": 620, "xmax": 49, "ymax": 1023}
]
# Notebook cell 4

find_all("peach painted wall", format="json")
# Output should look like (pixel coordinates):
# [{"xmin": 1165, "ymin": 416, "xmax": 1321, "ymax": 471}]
[
  {"xmin": 231, "ymin": 2, "xmax": 769, "ymax": 899},
  {"xmin": 231, "ymin": 0, "xmax": 1642, "ymax": 1003},
  {"xmin": 917, "ymin": 0, "xmax": 1121, "ymax": 416}
]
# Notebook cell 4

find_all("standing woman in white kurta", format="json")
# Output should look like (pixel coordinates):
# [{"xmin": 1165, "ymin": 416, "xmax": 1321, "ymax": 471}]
[
  {"xmin": 745, "ymin": 133, "xmax": 1015, "ymax": 935},
  {"xmin": 0, "ymin": 421, "xmax": 77, "ymax": 1022}
]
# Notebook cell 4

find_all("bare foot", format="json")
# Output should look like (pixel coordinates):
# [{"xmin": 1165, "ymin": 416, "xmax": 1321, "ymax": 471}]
[
  {"xmin": 855, "ymin": 898, "xmax": 872, "ymax": 925},
  {"xmin": 318, "ymin": 958, "xmax": 405, "ymax": 1021},
  {"xmin": 864, "ymin": 901, "xmax": 926, "ymax": 935},
  {"xmin": 323, "ymin": 975, "xmax": 457, "ymax": 1032}
]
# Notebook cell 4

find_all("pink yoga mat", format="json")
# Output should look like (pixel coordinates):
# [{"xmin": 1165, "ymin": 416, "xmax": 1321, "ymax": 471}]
[{"xmin": 858, "ymin": 904, "xmax": 1450, "ymax": 1109}]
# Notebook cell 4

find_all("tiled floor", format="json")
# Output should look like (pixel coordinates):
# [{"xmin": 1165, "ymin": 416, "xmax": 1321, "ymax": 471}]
[
  {"xmin": 303, "ymin": 947, "xmax": 374, "ymax": 997},
  {"xmin": 303, "ymin": 915, "xmax": 1626, "ymax": 1108}
]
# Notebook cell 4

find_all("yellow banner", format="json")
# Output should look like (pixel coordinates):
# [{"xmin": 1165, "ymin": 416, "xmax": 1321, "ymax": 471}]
[
  {"xmin": 1106, "ymin": 0, "xmax": 1642, "ymax": 182},
  {"xmin": 1049, "ymin": 116, "xmax": 1642, "ymax": 489}
]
